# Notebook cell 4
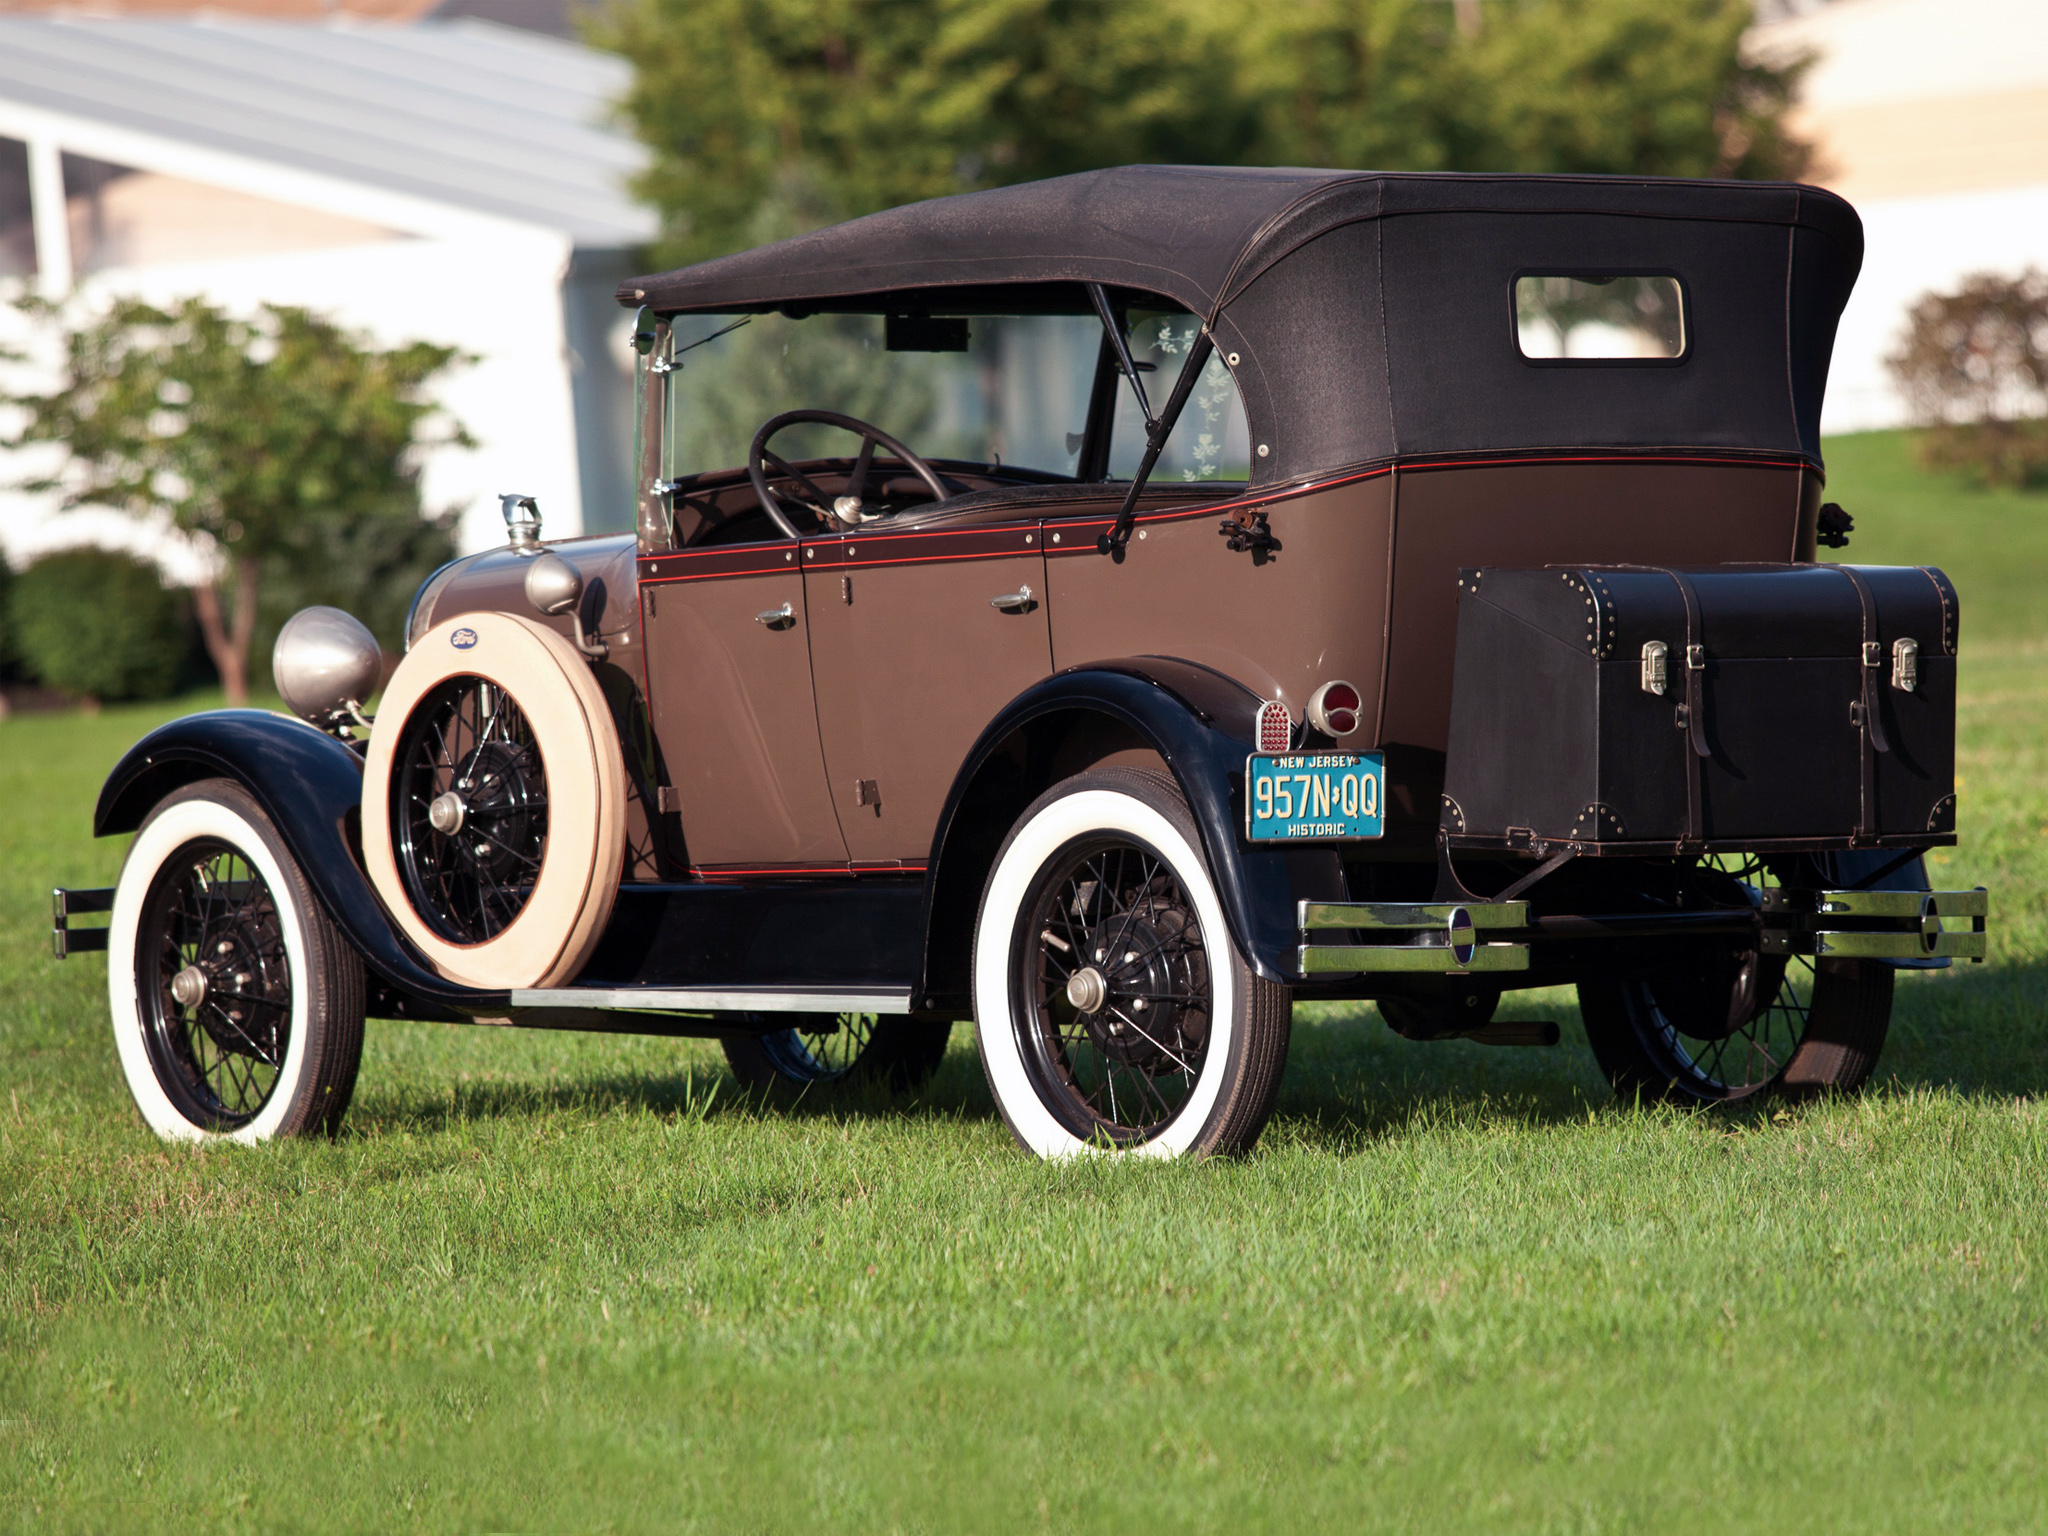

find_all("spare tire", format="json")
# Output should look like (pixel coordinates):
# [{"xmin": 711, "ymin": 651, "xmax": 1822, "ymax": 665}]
[{"xmin": 362, "ymin": 612, "xmax": 625, "ymax": 990}]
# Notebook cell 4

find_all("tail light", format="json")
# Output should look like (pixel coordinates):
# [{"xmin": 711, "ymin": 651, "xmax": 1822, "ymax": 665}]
[
  {"xmin": 1256, "ymin": 699, "xmax": 1292, "ymax": 753},
  {"xmin": 1307, "ymin": 679, "xmax": 1362, "ymax": 737}
]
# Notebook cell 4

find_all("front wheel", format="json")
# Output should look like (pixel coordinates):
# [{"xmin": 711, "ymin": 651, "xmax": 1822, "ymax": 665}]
[
  {"xmin": 972, "ymin": 769, "xmax": 1291, "ymax": 1159},
  {"xmin": 108, "ymin": 779, "xmax": 366, "ymax": 1142}
]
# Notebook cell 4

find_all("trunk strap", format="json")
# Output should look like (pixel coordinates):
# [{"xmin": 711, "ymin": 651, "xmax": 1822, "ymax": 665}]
[{"xmin": 1836, "ymin": 564, "xmax": 1891, "ymax": 841}]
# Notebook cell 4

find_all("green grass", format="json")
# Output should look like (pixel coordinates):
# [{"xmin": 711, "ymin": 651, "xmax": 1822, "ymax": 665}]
[
  {"xmin": 3, "ymin": 431, "xmax": 2046, "ymax": 1532},
  {"xmin": 1818, "ymin": 428, "xmax": 2048, "ymax": 641}
]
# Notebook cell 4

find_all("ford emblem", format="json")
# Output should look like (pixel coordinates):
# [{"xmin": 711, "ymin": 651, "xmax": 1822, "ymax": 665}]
[{"xmin": 450, "ymin": 627, "xmax": 479, "ymax": 650}]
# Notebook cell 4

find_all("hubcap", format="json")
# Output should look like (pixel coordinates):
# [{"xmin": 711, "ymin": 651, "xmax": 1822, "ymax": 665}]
[
  {"xmin": 1065, "ymin": 966, "xmax": 1108, "ymax": 1014},
  {"xmin": 170, "ymin": 964, "xmax": 207, "ymax": 1008},
  {"xmin": 428, "ymin": 790, "xmax": 467, "ymax": 835}
]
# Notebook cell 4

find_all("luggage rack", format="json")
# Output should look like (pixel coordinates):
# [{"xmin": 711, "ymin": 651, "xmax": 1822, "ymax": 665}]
[{"xmin": 1297, "ymin": 887, "xmax": 1990, "ymax": 975}]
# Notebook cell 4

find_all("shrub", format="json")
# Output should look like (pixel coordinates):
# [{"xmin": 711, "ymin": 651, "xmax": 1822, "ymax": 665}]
[
  {"xmin": 1886, "ymin": 268, "xmax": 2048, "ymax": 486},
  {"xmin": 10, "ymin": 546, "xmax": 189, "ymax": 703}
]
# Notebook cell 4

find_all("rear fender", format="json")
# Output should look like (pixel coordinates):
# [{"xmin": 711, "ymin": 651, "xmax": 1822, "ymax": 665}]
[
  {"xmin": 94, "ymin": 710, "xmax": 500, "ymax": 1012},
  {"xmin": 919, "ymin": 661, "xmax": 1343, "ymax": 1005}
]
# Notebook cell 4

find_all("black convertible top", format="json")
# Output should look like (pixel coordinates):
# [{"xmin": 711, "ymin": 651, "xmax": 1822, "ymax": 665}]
[{"xmin": 621, "ymin": 166, "xmax": 1864, "ymax": 479}]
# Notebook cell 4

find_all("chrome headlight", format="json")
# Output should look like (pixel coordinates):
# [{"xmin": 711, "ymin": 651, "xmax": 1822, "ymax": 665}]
[{"xmin": 273, "ymin": 606, "xmax": 382, "ymax": 729}]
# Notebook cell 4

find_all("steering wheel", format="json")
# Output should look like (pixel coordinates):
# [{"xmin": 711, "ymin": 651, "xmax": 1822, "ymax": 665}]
[{"xmin": 746, "ymin": 409, "xmax": 951, "ymax": 540}]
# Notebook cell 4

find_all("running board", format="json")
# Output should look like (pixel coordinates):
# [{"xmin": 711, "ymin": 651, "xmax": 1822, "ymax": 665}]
[{"xmin": 508, "ymin": 986, "xmax": 914, "ymax": 1015}]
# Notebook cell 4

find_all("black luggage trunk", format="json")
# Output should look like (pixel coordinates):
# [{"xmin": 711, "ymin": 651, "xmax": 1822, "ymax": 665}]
[{"xmin": 1440, "ymin": 563, "xmax": 1957, "ymax": 853}]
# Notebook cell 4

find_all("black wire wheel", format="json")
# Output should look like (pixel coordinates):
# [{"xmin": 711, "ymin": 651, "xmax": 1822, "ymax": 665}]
[
  {"xmin": 391, "ymin": 675, "xmax": 549, "ymax": 945},
  {"xmin": 720, "ymin": 1013, "xmax": 952, "ymax": 1090},
  {"xmin": 974, "ymin": 769, "xmax": 1292, "ymax": 1158},
  {"xmin": 139, "ymin": 838, "xmax": 290, "ymax": 1128},
  {"xmin": 1016, "ymin": 839, "xmax": 1213, "ymax": 1142},
  {"xmin": 108, "ymin": 779, "xmax": 364, "ymax": 1142},
  {"xmin": 1578, "ymin": 857, "xmax": 1894, "ymax": 1105}
]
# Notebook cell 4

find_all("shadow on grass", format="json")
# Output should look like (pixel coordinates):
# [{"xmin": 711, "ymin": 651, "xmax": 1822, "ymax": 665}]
[
  {"xmin": 346, "ymin": 1031, "xmax": 1002, "ymax": 1140},
  {"xmin": 342, "ymin": 957, "xmax": 2048, "ymax": 1153},
  {"xmin": 1881, "ymin": 955, "xmax": 2048, "ymax": 1097}
]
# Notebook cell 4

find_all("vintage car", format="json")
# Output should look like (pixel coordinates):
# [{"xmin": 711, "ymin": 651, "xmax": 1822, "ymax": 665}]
[{"xmin": 55, "ymin": 165, "xmax": 1991, "ymax": 1157}]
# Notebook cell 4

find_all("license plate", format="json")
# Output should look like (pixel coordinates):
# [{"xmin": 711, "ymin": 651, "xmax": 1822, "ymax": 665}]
[{"xmin": 1245, "ymin": 752, "xmax": 1384, "ymax": 841}]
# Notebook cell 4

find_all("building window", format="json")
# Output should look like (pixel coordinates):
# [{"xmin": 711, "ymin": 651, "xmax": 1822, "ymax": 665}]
[
  {"xmin": 0, "ymin": 137, "xmax": 33, "ymax": 278},
  {"xmin": 61, "ymin": 151, "xmax": 398, "ymax": 273}
]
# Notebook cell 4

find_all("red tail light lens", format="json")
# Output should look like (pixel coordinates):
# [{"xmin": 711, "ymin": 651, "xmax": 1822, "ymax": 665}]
[
  {"xmin": 1307, "ymin": 680, "xmax": 1362, "ymax": 737},
  {"xmin": 1256, "ymin": 699, "xmax": 1292, "ymax": 752}
]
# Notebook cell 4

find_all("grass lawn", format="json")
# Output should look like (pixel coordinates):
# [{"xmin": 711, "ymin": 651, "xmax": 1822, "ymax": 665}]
[{"xmin": 2, "ymin": 431, "xmax": 2044, "ymax": 1532}]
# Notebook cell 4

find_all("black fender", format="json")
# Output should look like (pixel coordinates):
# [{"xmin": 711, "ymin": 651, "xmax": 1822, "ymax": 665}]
[
  {"xmin": 93, "ymin": 710, "xmax": 500, "ymax": 1013},
  {"xmin": 918, "ymin": 660, "xmax": 1344, "ymax": 1005}
]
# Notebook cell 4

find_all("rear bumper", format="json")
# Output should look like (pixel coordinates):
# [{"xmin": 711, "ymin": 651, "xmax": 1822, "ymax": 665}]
[{"xmin": 1295, "ymin": 886, "xmax": 1989, "ymax": 978}]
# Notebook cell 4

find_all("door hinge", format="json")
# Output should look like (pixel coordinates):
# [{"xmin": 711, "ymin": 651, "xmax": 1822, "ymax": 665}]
[{"xmin": 854, "ymin": 778, "xmax": 882, "ymax": 814}]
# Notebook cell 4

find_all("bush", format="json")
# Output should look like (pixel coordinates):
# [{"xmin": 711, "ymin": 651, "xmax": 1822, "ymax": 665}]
[
  {"xmin": 9, "ymin": 546, "xmax": 189, "ymax": 702},
  {"xmin": 1887, "ymin": 268, "xmax": 2048, "ymax": 486}
]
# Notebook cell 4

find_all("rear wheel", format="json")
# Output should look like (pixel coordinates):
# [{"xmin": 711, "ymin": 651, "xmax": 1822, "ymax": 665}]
[
  {"xmin": 720, "ymin": 1013, "xmax": 951, "ymax": 1090},
  {"xmin": 1578, "ymin": 858, "xmax": 1894, "ymax": 1104},
  {"xmin": 108, "ymin": 779, "xmax": 365, "ymax": 1142},
  {"xmin": 972, "ymin": 769, "xmax": 1291, "ymax": 1159}
]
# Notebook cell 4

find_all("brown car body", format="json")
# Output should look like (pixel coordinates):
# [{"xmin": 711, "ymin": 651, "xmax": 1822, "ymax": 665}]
[{"xmin": 87, "ymin": 167, "xmax": 1975, "ymax": 1028}]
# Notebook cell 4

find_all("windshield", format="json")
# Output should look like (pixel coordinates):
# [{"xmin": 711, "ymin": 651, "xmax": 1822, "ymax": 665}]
[{"xmin": 662, "ymin": 307, "xmax": 1248, "ymax": 487}]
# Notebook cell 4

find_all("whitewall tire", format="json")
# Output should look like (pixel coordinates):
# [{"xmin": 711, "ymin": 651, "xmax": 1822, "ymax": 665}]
[
  {"xmin": 972, "ymin": 768, "xmax": 1292, "ymax": 1159},
  {"xmin": 361, "ymin": 611, "xmax": 626, "ymax": 990},
  {"xmin": 108, "ymin": 780, "xmax": 365, "ymax": 1143}
]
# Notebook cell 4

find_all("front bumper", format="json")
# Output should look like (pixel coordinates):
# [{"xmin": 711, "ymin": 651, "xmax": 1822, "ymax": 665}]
[{"xmin": 51, "ymin": 886, "xmax": 113, "ymax": 958}]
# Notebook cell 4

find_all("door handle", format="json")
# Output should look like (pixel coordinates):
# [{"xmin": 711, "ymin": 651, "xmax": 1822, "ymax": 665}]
[
  {"xmin": 990, "ymin": 585, "xmax": 1035, "ymax": 613},
  {"xmin": 755, "ymin": 602, "xmax": 796, "ymax": 629}
]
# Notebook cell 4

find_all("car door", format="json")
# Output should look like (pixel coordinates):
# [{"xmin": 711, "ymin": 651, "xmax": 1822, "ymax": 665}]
[
  {"xmin": 803, "ymin": 520, "xmax": 1051, "ymax": 864},
  {"xmin": 639, "ymin": 536, "xmax": 849, "ymax": 873}
]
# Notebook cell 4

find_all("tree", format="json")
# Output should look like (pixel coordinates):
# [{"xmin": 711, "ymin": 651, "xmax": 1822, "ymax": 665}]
[
  {"xmin": 3, "ymin": 298, "xmax": 468, "ymax": 703},
  {"xmin": 1887, "ymin": 269, "xmax": 2048, "ymax": 487},
  {"xmin": 598, "ymin": 0, "xmax": 1809, "ymax": 267}
]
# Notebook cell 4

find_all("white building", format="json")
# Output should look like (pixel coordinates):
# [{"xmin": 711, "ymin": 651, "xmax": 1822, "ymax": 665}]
[
  {"xmin": 0, "ymin": 16, "xmax": 656, "ymax": 571},
  {"xmin": 1750, "ymin": 0, "xmax": 2048, "ymax": 432}
]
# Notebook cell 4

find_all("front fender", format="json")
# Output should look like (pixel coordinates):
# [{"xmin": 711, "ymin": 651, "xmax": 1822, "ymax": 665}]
[
  {"xmin": 94, "ymin": 710, "xmax": 500, "ymax": 1011},
  {"xmin": 921, "ymin": 662, "xmax": 1343, "ymax": 997}
]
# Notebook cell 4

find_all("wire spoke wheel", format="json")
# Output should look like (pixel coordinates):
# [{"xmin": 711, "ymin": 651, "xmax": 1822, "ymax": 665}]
[
  {"xmin": 393, "ymin": 676, "xmax": 549, "ymax": 944},
  {"xmin": 1580, "ymin": 853, "xmax": 1892, "ymax": 1105},
  {"xmin": 1632, "ymin": 951, "xmax": 1812, "ymax": 1099},
  {"xmin": 764, "ymin": 1012, "xmax": 878, "ymax": 1082},
  {"xmin": 721, "ymin": 1012, "xmax": 950, "ymax": 1091},
  {"xmin": 1012, "ymin": 836, "xmax": 1214, "ymax": 1145},
  {"xmin": 139, "ymin": 838, "xmax": 292, "ymax": 1130}
]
